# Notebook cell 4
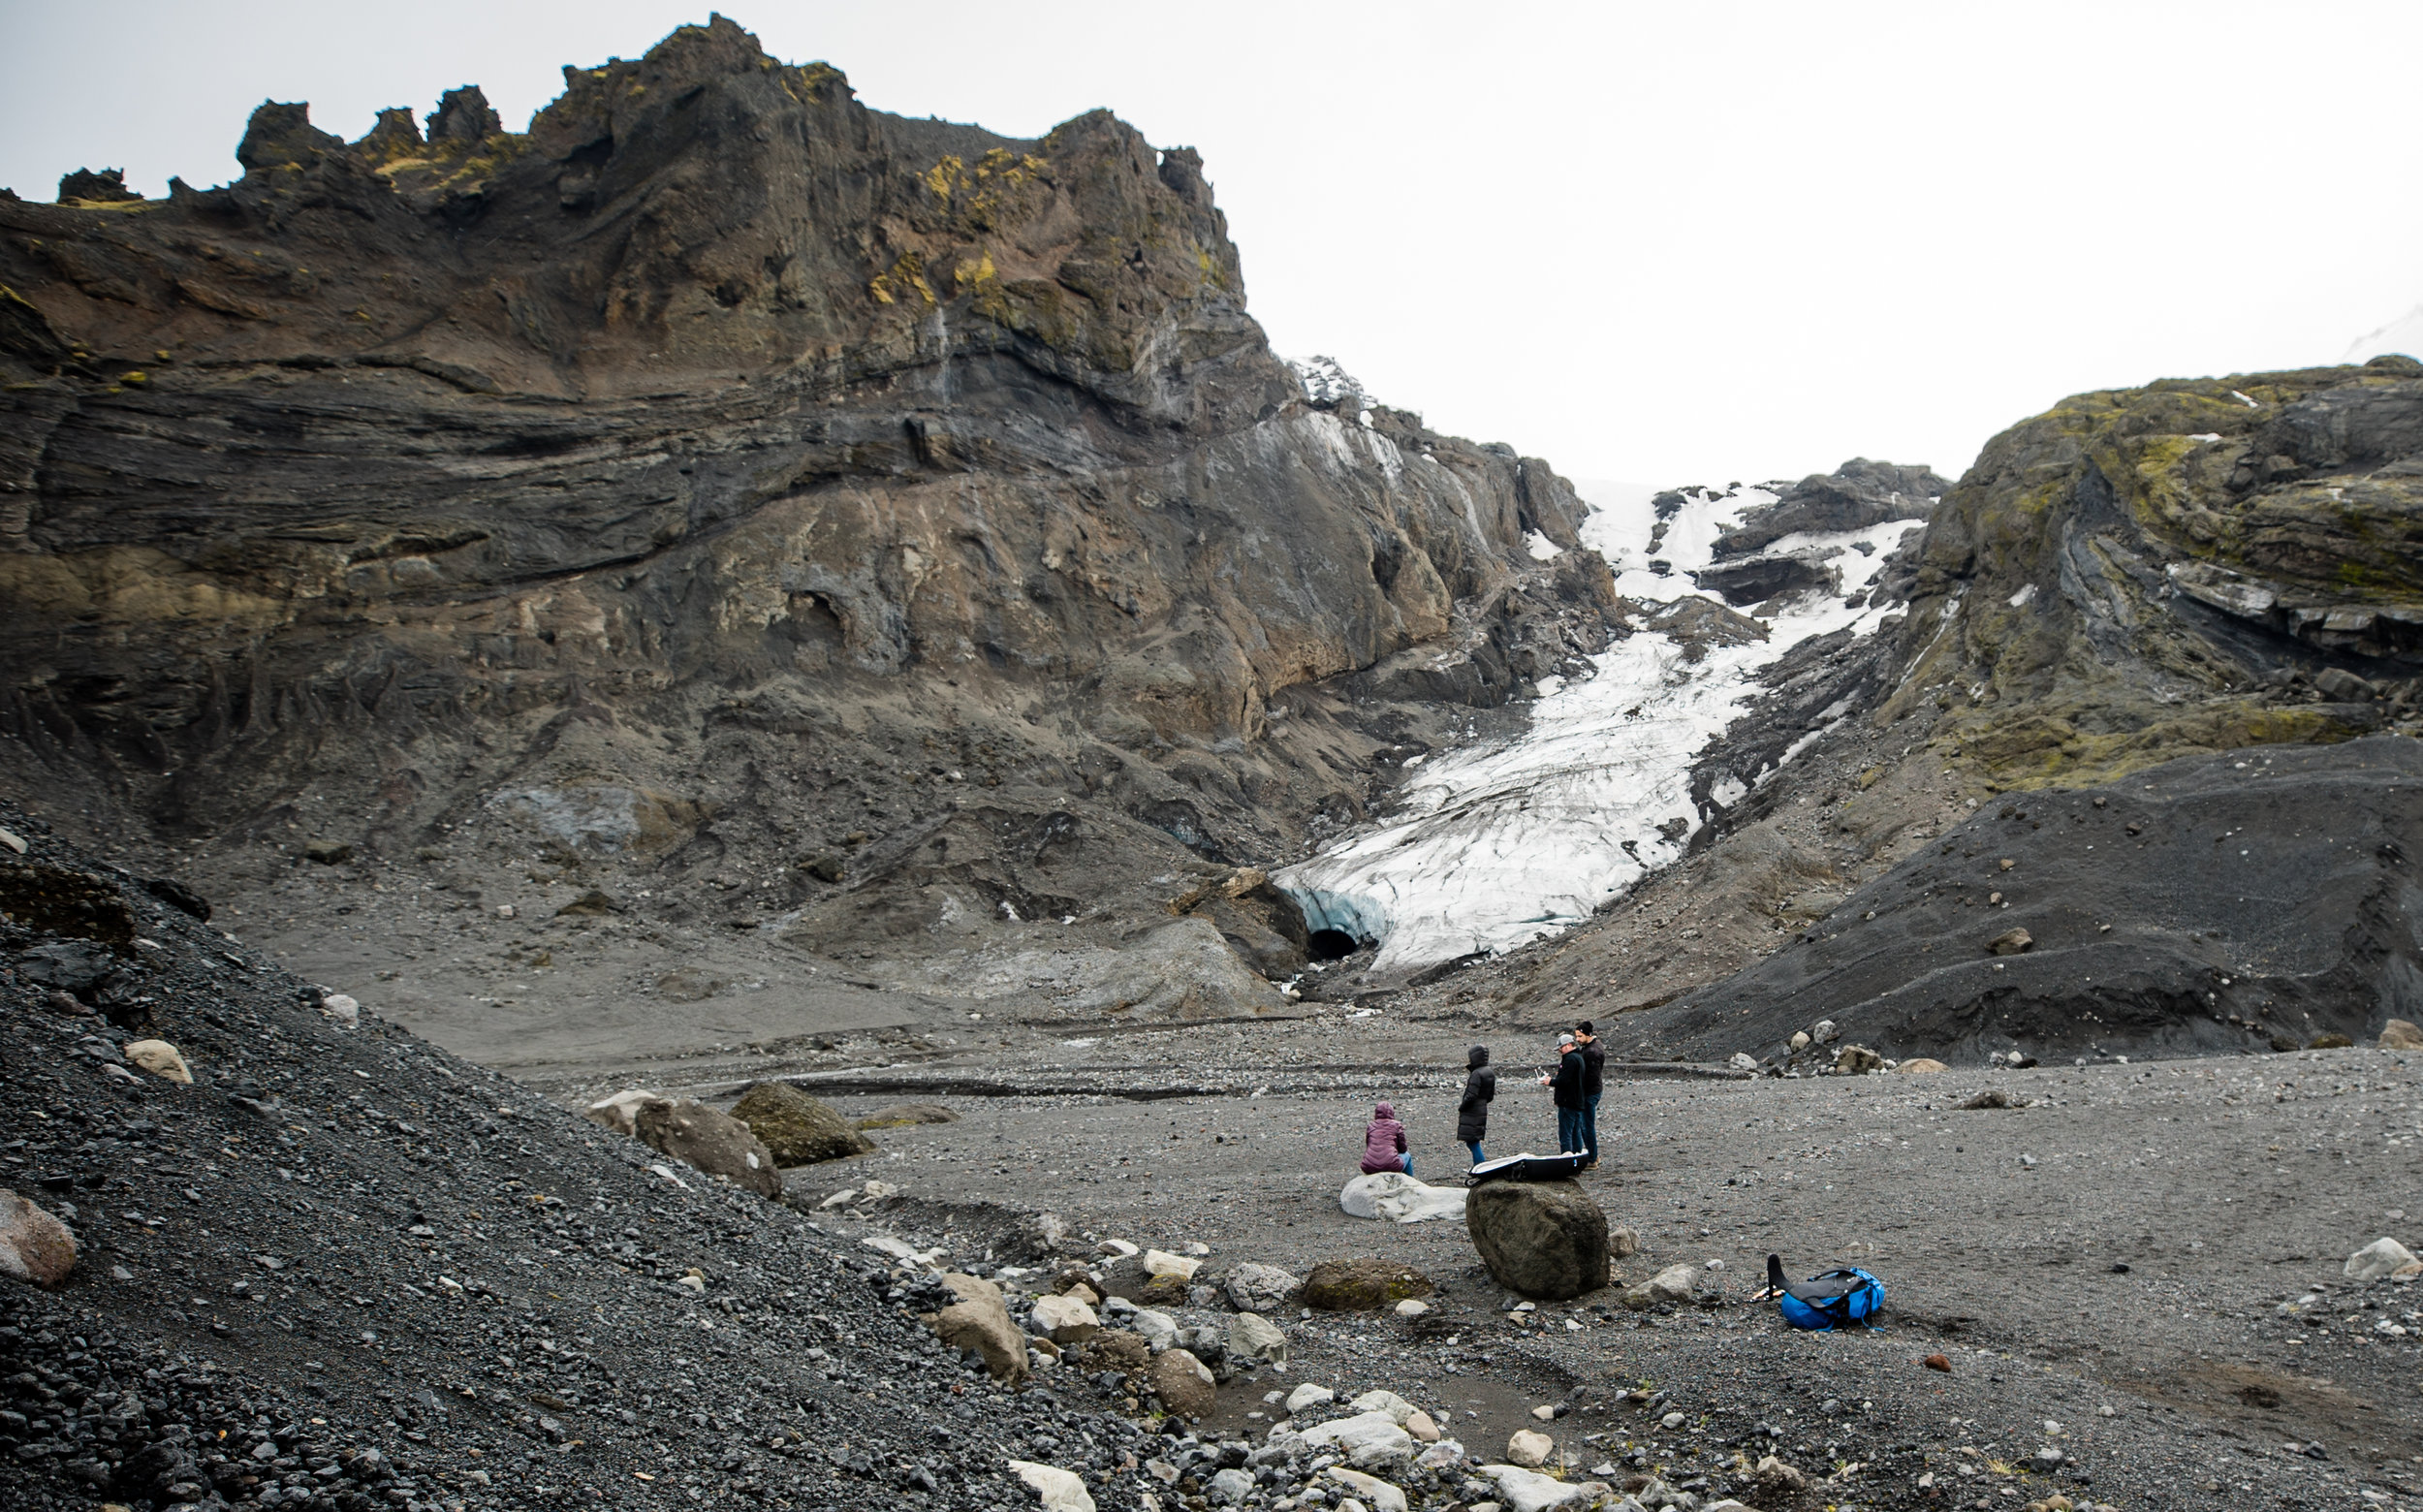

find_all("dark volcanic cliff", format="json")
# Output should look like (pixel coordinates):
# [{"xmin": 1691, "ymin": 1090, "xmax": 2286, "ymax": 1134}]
[{"xmin": 0, "ymin": 17, "xmax": 1621, "ymax": 1031}]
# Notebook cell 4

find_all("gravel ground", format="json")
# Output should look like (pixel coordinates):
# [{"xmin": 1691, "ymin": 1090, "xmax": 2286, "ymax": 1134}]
[
  {"xmin": 0, "ymin": 802, "xmax": 1165, "ymax": 1512},
  {"xmin": 15, "ymin": 789, "xmax": 2423, "ymax": 1512},
  {"xmin": 786, "ymin": 1024, "xmax": 2423, "ymax": 1509}
]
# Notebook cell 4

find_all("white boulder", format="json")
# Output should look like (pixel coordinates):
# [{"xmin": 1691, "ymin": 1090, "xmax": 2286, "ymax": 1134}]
[
  {"xmin": 1006, "ymin": 1460, "xmax": 1095, "ymax": 1512},
  {"xmin": 2346, "ymin": 1237, "xmax": 2419, "ymax": 1281},
  {"xmin": 1339, "ymin": 1172, "xmax": 1467, "ymax": 1223}
]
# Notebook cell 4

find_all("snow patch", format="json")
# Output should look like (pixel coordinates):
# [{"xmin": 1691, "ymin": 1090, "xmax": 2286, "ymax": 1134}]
[
  {"xmin": 1524, "ymin": 529, "xmax": 1563, "ymax": 561},
  {"xmin": 1277, "ymin": 479, "xmax": 1925, "ymax": 973}
]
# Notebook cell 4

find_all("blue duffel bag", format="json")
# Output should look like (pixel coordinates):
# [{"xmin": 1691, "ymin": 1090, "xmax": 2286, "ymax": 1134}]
[{"xmin": 1764, "ymin": 1253, "xmax": 1885, "ymax": 1331}]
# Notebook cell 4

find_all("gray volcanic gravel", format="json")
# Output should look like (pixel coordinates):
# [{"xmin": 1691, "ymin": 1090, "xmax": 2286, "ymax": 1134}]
[
  {"xmin": 788, "ymin": 1025, "xmax": 2423, "ymax": 1509},
  {"xmin": 0, "ymin": 799, "xmax": 1156, "ymax": 1512}
]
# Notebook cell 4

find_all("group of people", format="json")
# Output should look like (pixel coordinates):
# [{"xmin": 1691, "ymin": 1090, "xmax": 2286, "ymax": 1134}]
[{"xmin": 1357, "ymin": 1022, "xmax": 1605, "ymax": 1178}]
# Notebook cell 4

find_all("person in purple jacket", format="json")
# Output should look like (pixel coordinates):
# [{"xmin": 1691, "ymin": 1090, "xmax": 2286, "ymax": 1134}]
[{"xmin": 1360, "ymin": 1101, "xmax": 1412, "ymax": 1176}]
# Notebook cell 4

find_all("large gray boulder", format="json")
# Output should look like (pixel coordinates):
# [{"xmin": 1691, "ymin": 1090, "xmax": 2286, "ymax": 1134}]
[
  {"xmin": 1465, "ymin": 1179, "xmax": 1610, "ymax": 1300},
  {"xmin": 633, "ymin": 1098, "xmax": 782, "ymax": 1198}
]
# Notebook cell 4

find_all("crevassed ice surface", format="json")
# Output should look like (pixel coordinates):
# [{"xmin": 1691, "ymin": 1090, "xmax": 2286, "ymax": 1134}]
[{"xmin": 1276, "ymin": 480, "xmax": 1927, "ymax": 975}]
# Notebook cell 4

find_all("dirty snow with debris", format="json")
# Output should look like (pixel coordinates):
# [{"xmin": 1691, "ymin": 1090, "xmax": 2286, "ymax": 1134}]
[{"xmin": 1279, "ymin": 481, "xmax": 1925, "ymax": 974}]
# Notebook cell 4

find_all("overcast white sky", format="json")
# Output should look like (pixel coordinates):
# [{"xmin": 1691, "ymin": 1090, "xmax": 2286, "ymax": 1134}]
[{"xmin": 5, "ymin": 2, "xmax": 2418, "ymax": 487}]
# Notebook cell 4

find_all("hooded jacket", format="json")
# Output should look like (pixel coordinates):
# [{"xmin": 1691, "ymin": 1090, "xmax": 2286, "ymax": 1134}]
[
  {"xmin": 1361, "ymin": 1102, "xmax": 1409, "ymax": 1174},
  {"xmin": 1456, "ymin": 1046, "xmax": 1495, "ymax": 1143}
]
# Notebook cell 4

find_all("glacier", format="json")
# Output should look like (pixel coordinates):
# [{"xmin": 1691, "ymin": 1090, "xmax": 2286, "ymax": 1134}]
[{"xmin": 1277, "ymin": 480, "xmax": 1926, "ymax": 976}]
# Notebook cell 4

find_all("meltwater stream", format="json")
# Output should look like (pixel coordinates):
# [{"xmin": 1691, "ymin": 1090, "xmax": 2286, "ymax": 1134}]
[{"xmin": 1277, "ymin": 481, "xmax": 1926, "ymax": 976}]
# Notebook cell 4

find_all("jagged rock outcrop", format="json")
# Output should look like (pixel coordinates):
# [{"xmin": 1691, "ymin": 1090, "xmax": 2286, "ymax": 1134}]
[
  {"xmin": 0, "ymin": 17, "xmax": 1617, "ymax": 1011},
  {"xmin": 1883, "ymin": 357, "xmax": 2423, "ymax": 785}
]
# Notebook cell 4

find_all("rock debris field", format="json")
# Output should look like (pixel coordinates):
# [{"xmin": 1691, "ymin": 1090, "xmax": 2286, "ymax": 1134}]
[{"xmin": 11, "ymin": 794, "xmax": 2423, "ymax": 1512}]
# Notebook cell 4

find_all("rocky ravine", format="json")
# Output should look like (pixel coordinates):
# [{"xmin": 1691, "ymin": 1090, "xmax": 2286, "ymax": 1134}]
[{"xmin": 0, "ymin": 16, "xmax": 1622, "ymax": 1055}]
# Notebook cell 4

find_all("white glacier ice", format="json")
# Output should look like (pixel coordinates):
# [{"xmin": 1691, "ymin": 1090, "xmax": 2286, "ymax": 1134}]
[{"xmin": 1277, "ymin": 479, "xmax": 1926, "ymax": 976}]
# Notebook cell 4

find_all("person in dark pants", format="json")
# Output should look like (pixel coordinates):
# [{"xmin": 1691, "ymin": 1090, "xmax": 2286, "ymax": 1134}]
[
  {"xmin": 1456, "ymin": 1045, "xmax": 1495, "ymax": 1169},
  {"xmin": 1543, "ymin": 1032, "xmax": 1588, "ymax": 1155},
  {"xmin": 1575, "ymin": 1020, "xmax": 1606, "ymax": 1169}
]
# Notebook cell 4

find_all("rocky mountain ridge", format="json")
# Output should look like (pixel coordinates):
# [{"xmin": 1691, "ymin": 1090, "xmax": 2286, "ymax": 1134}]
[{"xmin": 0, "ymin": 16, "xmax": 1621, "ymax": 1041}]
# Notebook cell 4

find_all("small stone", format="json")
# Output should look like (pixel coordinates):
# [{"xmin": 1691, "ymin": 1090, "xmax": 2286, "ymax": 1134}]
[
  {"xmin": 2344, "ymin": 1237, "xmax": 2418, "ymax": 1281},
  {"xmin": 1610, "ymin": 1225, "xmax": 1640, "ymax": 1258},
  {"xmin": 1811, "ymin": 1019, "xmax": 1839, "ymax": 1042},
  {"xmin": 319, "ymin": 992, "xmax": 360, "ymax": 1026},
  {"xmin": 1207, "ymin": 1467, "xmax": 1255, "ymax": 1505},
  {"xmin": 1229, "ymin": 1310, "xmax": 1288, "ymax": 1367},
  {"xmin": 494, "ymin": 903, "xmax": 516, "ymax": 919},
  {"xmin": 1286, "ymin": 1382, "xmax": 1337, "ymax": 1414},
  {"xmin": 303, "ymin": 839, "xmax": 353, "ymax": 865},
  {"xmin": 1987, "ymin": 927, "xmax": 2033, "ymax": 956},
  {"xmin": 1923, "ymin": 1352, "xmax": 1952, "ymax": 1372},
  {"xmin": 1506, "ymin": 1428, "xmax": 1555, "ymax": 1466},
  {"xmin": 817, "ymin": 1186, "xmax": 860, "ymax": 1210},
  {"xmin": 1324, "ymin": 1466, "xmax": 1408, "ymax": 1512},
  {"xmin": 1405, "ymin": 1409, "xmax": 1440, "ymax": 1442},
  {"xmin": 0, "ymin": 826, "xmax": 25, "ymax": 854},
  {"xmin": 1006, "ymin": 1459, "xmax": 1095, "ymax": 1512},
  {"xmin": 1183, "ymin": 1241, "xmax": 1212, "ymax": 1256},
  {"xmin": 1132, "ymin": 1307, "xmax": 1180, "ymax": 1352},
  {"xmin": 935, "ymin": 1273, "xmax": 1028, "ymax": 1384},
  {"xmin": 1394, "ymin": 1297, "xmax": 1430, "ymax": 1316},
  {"xmin": 1142, "ymin": 1247, "xmax": 1202, "ymax": 1279},
  {"xmin": 1061, "ymin": 1281, "xmax": 1100, "ymax": 1306},
  {"xmin": 1150, "ymin": 1347, "xmax": 1216, "ymax": 1419},
  {"xmin": 123, "ymin": 1039, "xmax": 192, "ymax": 1084},
  {"xmin": 1030, "ymin": 1292, "xmax": 1098, "ymax": 1341},
  {"xmin": 1226, "ymin": 1260, "xmax": 1300, "ymax": 1312},
  {"xmin": 2379, "ymin": 1020, "xmax": 2423, "ymax": 1050},
  {"xmin": 1789, "ymin": 1031, "xmax": 1810, "ymax": 1051},
  {"xmin": 1660, "ymin": 1410, "xmax": 1686, "ymax": 1430},
  {"xmin": 1097, "ymin": 1239, "xmax": 1140, "ymax": 1257},
  {"xmin": 1529, "ymin": 1403, "xmax": 1557, "ymax": 1421},
  {"xmin": 1834, "ymin": 1044, "xmax": 1883, "ymax": 1075},
  {"xmin": 0, "ymin": 1189, "xmax": 78, "ymax": 1286},
  {"xmin": 1621, "ymin": 1264, "xmax": 1700, "ymax": 1310},
  {"xmin": 1898, "ymin": 1057, "xmax": 1948, "ymax": 1074},
  {"xmin": 1728, "ymin": 1052, "xmax": 1757, "ymax": 1070}
]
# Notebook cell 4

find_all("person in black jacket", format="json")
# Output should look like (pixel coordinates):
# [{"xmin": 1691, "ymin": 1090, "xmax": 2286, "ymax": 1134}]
[
  {"xmin": 1576, "ymin": 1020, "xmax": 1606, "ymax": 1169},
  {"xmin": 1455, "ymin": 1045, "xmax": 1495, "ymax": 1169},
  {"xmin": 1543, "ymin": 1032, "xmax": 1588, "ymax": 1155}
]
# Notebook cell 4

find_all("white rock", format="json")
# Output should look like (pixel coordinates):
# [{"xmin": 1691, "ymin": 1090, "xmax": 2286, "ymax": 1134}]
[
  {"xmin": 1229, "ymin": 1311, "xmax": 1288, "ymax": 1367},
  {"xmin": 1505, "ymin": 1429, "xmax": 1555, "ymax": 1466},
  {"xmin": 1006, "ymin": 1459, "xmax": 1096, "ymax": 1512},
  {"xmin": 495, "ymin": 904, "xmax": 516, "ymax": 919},
  {"xmin": 1481, "ymin": 1465, "xmax": 1591, "ymax": 1512},
  {"xmin": 1728, "ymin": 1052, "xmax": 1757, "ymax": 1071},
  {"xmin": 1324, "ymin": 1466, "xmax": 1408, "ymax": 1512},
  {"xmin": 1298, "ymin": 1412, "xmax": 1415, "ymax": 1471},
  {"xmin": 1339, "ymin": 1172, "xmax": 1466, "ymax": 1224},
  {"xmin": 2345, "ymin": 1237, "xmax": 2418, "ymax": 1281},
  {"xmin": 1207, "ymin": 1467, "xmax": 1255, "ymax": 1505},
  {"xmin": 1348, "ymin": 1390, "xmax": 1419, "ymax": 1425},
  {"xmin": 1286, "ymin": 1383, "xmax": 1337, "ymax": 1415},
  {"xmin": 582, "ymin": 1088, "xmax": 663, "ymax": 1138},
  {"xmin": 1142, "ymin": 1248, "xmax": 1201, "ymax": 1279},
  {"xmin": 1227, "ymin": 1261, "xmax": 1301, "ymax": 1312},
  {"xmin": 1414, "ymin": 1440, "xmax": 1466, "ymax": 1470},
  {"xmin": 0, "ymin": 827, "xmax": 25, "ymax": 854},
  {"xmin": 320, "ymin": 992, "xmax": 360, "ymax": 1026},
  {"xmin": 1132, "ymin": 1308, "xmax": 1180, "ymax": 1352},
  {"xmin": 123, "ymin": 1039, "xmax": 192, "ymax": 1084},
  {"xmin": 1183, "ymin": 1241, "xmax": 1212, "ymax": 1256},
  {"xmin": 1097, "ymin": 1239, "xmax": 1140, "ymax": 1258},
  {"xmin": 1812, "ymin": 1019, "xmax": 1839, "ymax": 1043},
  {"xmin": 861, "ymin": 1180, "xmax": 897, "ymax": 1200},
  {"xmin": 1030, "ymin": 1294, "xmax": 1098, "ymax": 1335},
  {"xmin": 1394, "ymin": 1297, "xmax": 1430, "ymax": 1316},
  {"xmin": 818, "ymin": 1187, "xmax": 861, "ymax": 1210}
]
